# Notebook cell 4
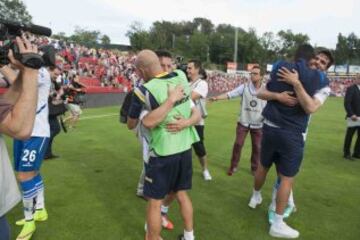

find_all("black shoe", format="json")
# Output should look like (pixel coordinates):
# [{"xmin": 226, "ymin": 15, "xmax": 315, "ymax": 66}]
[
  {"xmin": 45, "ymin": 154, "xmax": 60, "ymax": 160},
  {"xmin": 344, "ymin": 154, "xmax": 353, "ymax": 160},
  {"xmin": 352, "ymin": 154, "xmax": 360, "ymax": 159},
  {"xmin": 177, "ymin": 235, "xmax": 185, "ymax": 240},
  {"xmin": 60, "ymin": 117, "xmax": 67, "ymax": 133}
]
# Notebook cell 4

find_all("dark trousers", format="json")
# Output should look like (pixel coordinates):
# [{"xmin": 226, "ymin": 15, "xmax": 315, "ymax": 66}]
[
  {"xmin": 343, "ymin": 126, "xmax": 360, "ymax": 157},
  {"xmin": 230, "ymin": 123, "xmax": 262, "ymax": 172},
  {"xmin": 45, "ymin": 116, "xmax": 61, "ymax": 158},
  {"xmin": 0, "ymin": 215, "xmax": 10, "ymax": 240},
  {"xmin": 192, "ymin": 125, "xmax": 207, "ymax": 158}
]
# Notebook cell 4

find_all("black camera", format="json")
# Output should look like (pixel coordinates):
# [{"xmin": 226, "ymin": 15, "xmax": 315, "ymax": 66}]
[{"xmin": 0, "ymin": 19, "xmax": 52, "ymax": 69}]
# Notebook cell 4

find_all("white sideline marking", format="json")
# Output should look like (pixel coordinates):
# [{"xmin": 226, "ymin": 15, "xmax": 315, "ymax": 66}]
[{"xmin": 80, "ymin": 113, "xmax": 118, "ymax": 120}]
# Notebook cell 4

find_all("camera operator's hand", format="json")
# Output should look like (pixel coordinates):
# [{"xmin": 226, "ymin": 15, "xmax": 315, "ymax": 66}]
[{"xmin": 8, "ymin": 36, "xmax": 39, "ymax": 70}]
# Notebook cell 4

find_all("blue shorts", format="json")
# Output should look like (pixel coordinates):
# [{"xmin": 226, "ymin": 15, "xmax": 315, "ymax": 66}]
[
  {"xmin": 14, "ymin": 137, "xmax": 49, "ymax": 172},
  {"xmin": 144, "ymin": 149, "xmax": 192, "ymax": 200},
  {"xmin": 260, "ymin": 125, "xmax": 304, "ymax": 177}
]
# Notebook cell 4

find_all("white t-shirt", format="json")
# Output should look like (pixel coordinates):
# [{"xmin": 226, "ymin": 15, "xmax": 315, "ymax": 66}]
[
  {"xmin": 0, "ymin": 136, "xmax": 21, "ymax": 216},
  {"xmin": 31, "ymin": 68, "xmax": 51, "ymax": 137},
  {"xmin": 190, "ymin": 79, "xmax": 208, "ymax": 126},
  {"xmin": 313, "ymin": 86, "xmax": 330, "ymax": 105}
]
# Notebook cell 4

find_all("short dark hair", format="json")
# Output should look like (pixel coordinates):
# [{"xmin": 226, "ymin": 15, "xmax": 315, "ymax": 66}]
[
  {"xmin": 294, "ymin": 44, "xmax": 315, "ymax": 62},
  {"xmin": 199, "ymin": 68, "xmax": 207, "ymax": 79},
  {"xmin": 188, "ymin": 59, "xmax": 202, "ymax": 69},
  {"xmin": 251, "ymin": 65, "xmax": 261, "ymax": 74},
  {"xmin": 316, "ymin": 48, "xmax": 334, "ymax": 69},
  {"xmin": 155, "ymin": 49, "xmax": 172, "ymax": 59},
  {"xmin": 252, "ymin": 65, "xmax": 260, "ymax": 70}
]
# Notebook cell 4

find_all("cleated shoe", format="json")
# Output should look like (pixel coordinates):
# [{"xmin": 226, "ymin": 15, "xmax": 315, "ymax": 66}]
[
  {"xmin": 161, "ymin": 214, "xmax": 174, "ymax": 230},
  {"xmin": 16, "ymin": 209, "xmax": 48, "ymax": 226},
  {"xmin": 16, "ymin": 220, "xmax": 36, "ymax": 240}
]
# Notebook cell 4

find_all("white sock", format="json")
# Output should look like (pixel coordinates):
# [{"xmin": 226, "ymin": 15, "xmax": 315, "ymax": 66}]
[
  {"xmin": 184, "ymin": 229, "xmax": 195, "ymax": 240},
  {"xmin": 23, "ymin": 197, "xmax": 35, "ymax": 221},
  {"xmin": 270, "ymin": 186, "xmax": 277, "ymax": 211},
  {"xmin": 253, "ymin": 189, "xmax": 261, "ymax": 198},
  {"xmin": 34, "ymin": 174, "xmax": 45, "ymax": 210},
  {"xmin": 20, "ymin": 178, "xmax": 37, "ymax": 221},
  {"xmin": 161, "ymin": 205, "xmax": 169, "ymax": 215},
  {"xmin": 288, "ymin": 190, "xmax": 295, "ymax": 207},
  {"xmin": 273, "ymin": 213, "xmax": 284, "ymax": 225},
  {"xmin": 36, "ymin": 185, "xmax": 45, "ymax": 210}
]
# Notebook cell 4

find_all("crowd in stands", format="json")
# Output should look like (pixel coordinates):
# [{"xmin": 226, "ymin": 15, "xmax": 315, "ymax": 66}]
[
  {"xmin": 328, "ymin": 76, "xmax": 357, "ymax": 97},
  {"xmin": 207, "ymin": 71, "xmax": 248, "ymax": 93},
  {"xmin": 50, "ymin": 40, "xmax": 137, "ymax": 92},
  {"xmin": 207, "ymin": 71, "xmax": 357, "ymax": 97},
  {"xmin": 2, "ymin": 37, "xmax": 357, "ymax": 97}
]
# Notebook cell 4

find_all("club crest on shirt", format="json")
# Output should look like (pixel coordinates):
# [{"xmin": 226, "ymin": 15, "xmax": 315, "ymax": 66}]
[{"xmin": 250, "ymin": 100, "xmax": 258, "ymax": 108}]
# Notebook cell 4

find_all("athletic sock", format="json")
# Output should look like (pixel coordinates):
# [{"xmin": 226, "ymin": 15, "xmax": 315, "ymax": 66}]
[
  {"xmin": 273, "ymin": 213, "xmax": 284, "ymax": 226},
  {"xmin": 253, "ymin": 189, "xmax": 261, "ymax": 198},
  {"xmin": 270, "ymin": 178, "xmax": 281, "ymax": 211},
  {"xmin": 33, "ymin": 174, "xmax": 45, "ymax": 210},
  {"xmin": 20, "ymin": 178, "xmax": 37, "ymax": 221},
  {"xmin": 288, "ymin": 190, "xmax": 295, "ymax": 207},
  {"xmin": 161, "ymin": 205, "xmax": 169, "ymax": 215},
  {"xmin": 184, "ymin": 229, "xmax": 194, "ymax": 240}
]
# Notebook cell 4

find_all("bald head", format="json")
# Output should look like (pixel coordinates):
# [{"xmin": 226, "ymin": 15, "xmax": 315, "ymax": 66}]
[{"xmin": 135, "ymin": 50, "xmax": 162, "ymax": 81}]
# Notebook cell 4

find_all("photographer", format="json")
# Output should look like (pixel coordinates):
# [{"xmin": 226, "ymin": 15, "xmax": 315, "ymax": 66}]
[
  {"xmin": 0, "ymin": 36, "xmax": 39, "ymax": 240},
  {"xmin": 45, "ymin": 65, "xmax": 64, "ymax": 159},
  {"xmin": 63, "ymin": 74, "xmax": 85, "ymax": 129},
  {"xmin": 1, "ymin": 44, "xmax": 51, "ymax": 240}
]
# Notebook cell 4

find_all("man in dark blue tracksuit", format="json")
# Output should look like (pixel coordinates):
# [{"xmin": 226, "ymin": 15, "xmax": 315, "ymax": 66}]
[{"xmin": 248, "ymin": 44, "xmax": 329, "ymax": 239}]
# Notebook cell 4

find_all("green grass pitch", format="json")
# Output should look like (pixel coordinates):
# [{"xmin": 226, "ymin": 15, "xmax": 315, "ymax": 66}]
[{"xmin": 6, "ymin": 97, "xmax": 360, "ymax": 239}]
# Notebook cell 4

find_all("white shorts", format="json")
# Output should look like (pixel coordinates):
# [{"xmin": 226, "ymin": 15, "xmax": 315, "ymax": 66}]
[{"xmin": 67, "ymin": 103, "xmax": 82, "ymax": 116}]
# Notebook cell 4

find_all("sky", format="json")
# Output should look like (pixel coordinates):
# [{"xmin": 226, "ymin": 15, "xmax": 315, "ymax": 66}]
[{"xmin": 24, "ymin": 0, "xmax": 360, "ymax": 49}]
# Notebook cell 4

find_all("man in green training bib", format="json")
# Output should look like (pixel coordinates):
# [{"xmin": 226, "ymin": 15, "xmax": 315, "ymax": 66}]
[{"xmin": 129, "ymin": 50, "xmax": 200, "ymax": 240}]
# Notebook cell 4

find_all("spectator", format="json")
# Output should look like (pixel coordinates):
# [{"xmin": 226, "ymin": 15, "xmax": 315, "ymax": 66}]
[{"xmin": 343, "ymin": 74, "xmax": 360, "ymax": 160}]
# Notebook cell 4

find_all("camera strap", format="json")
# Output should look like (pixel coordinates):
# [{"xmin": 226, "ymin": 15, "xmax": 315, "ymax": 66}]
[{"xmin": 20, "ymin": 53, "xmax": 44, "ymax": 69}]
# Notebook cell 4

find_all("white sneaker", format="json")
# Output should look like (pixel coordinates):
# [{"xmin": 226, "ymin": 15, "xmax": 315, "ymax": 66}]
[
  {"xmin": 248, "ymin": 193, "xmax": 262, "ymax": 209},
  {"xmin": 203, "ymin": 170, "xmax": 212, "ymax": 181},
  {"xmin": 269, "ymin": 221, "xmax": 300, "ymax": 239}
]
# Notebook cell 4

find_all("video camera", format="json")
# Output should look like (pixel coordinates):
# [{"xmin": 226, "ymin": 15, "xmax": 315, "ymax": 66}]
[
  {"xmin": 0, "ymin": 19, "xmax": 52, "ymax": 69},
  {"xmin": 175, "ymin": 56, "xmax": 188, "ymax": 75}
]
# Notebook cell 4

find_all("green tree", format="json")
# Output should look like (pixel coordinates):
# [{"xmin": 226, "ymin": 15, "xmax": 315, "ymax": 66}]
[
  {"xmin": 52, "ymin": 32, "xmax": 69, "ymax": 42},
  {"xmin": 237, "ymin": 28, "xmax": 265, "ymax": 65},
  {"xmin": 0, "ymin": 0, "xmax": 32, "ymax": 23},
  {"xmin": 188, "ymin": 32, "xmax": 209, "ymax": 62},
  {"xmin": 259, "ymin": 31, "xmax": 281, "ymax": 63},
  {"xmin": 277, "ymin": 30, "xmax": 310, "ymax": 59},
  {"xmin": 69, "ymin": 26, "xmax": 101, "ymax": 47},
  {"xmin": 208, "ymin": 24, "xmax": 239, "ymax": 65},
  {"xmin": 335, "ymin": 32, "xmax": 360, "ymax": 65},
  {"xmin": 126, "ymin": 21, "xmax": 153, "ymax": 50},
  {"xmin": 149, "ymin": 21, "xmax": 173, "ymax": 49},
  {"xmin": 101, "ymin": 34, "xmax": 111, "ymax": 45},
  {"xmin": 193, "ymin": 17, "xmax": 214, "ymax": 35}
]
